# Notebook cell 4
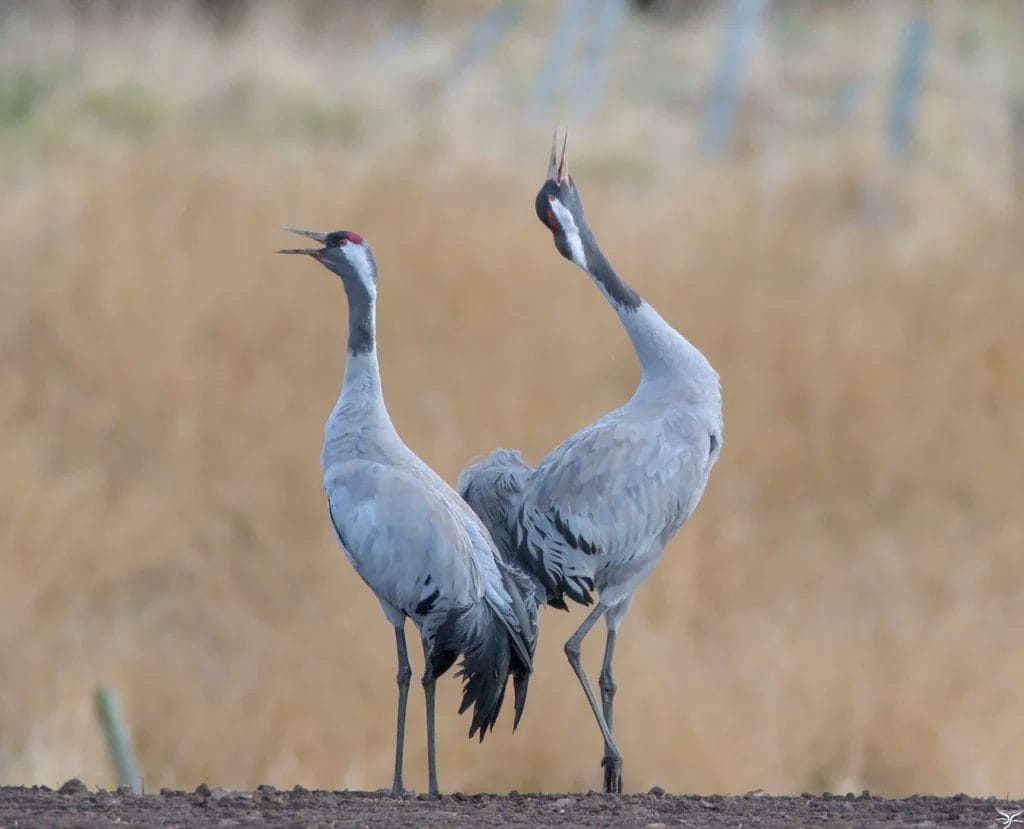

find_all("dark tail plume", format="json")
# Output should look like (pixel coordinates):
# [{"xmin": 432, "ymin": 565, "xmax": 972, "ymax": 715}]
[
  {"xmin": 454, "ymin": 601, "xmax": 513, "ymax": 741},
  {"xmin": 499, "ymin": 558, "xmax": 538, "ymax": 730},
  {"xmin": 456, "ymin": 449, "xmax": 541, "ymax": 738},
  {"xmin": 445, "ymin": 561, "xmax": 539, "ymax": 741}
]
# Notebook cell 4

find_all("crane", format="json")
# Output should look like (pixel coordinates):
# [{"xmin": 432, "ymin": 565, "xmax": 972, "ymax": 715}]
[
  {"xmin": 458, "ymin": 132, "xmax": 723, "ymax": 794},
  {"xmin": 277, "ymin": 227, "xmax": 537, "ymax": 797}
]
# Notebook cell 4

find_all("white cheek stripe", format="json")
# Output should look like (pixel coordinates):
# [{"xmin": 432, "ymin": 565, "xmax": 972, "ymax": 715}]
[
  {"xmin": 551, "ymin": 200, "xmax": 587, "ymax": 270},
  {"xmin": 345, "ymin": 244, "xmax": 376, "ymax": 297}
]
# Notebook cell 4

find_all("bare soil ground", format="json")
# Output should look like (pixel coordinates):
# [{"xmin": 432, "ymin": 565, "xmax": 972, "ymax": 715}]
[{"xmin": 0, "ymin": 781, "xmax": 1012, "ymax": 828}]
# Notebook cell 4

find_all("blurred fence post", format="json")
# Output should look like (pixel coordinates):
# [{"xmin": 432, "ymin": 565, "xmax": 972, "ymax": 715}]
[
  {"xmin": 95, "ymin": 687, "xmax": 142, "ymax": 794},
  {"xmin": 1011, "ymin": 0, "xmax": 1024, "ymax": 201},
  {"xmin": 700, "ymin": 0, "xmax": 768, "ymax": 155},
  {"xmin": 446, "ymin": 0, "xmax": 523, "ymax": 86},
  {"xmin": 573, "ymin": 0, "xmax": 627, "ymax": 121},
  {"xmin": 530, "ymin": 0, "xmax": 587, "ymax": 119},
  {"xmin": 887, "ymin": 8, "xmax": 931, "ymax": 160}
]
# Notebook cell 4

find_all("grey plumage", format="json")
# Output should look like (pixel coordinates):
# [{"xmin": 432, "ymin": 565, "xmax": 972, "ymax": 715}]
[
  {"xmin": 278, "ymin": 227, "xmax": 536, "ymax": 796},
  {"xmin": 461, "ymin": 410, "xmax": 719, "ymax": 610},
  {"xmin": 457, "ymin": 131, "xmax": 723, "ymax": 794},
  {"xmin": 458, "ymin": 449, "xmax": 531, "ymax": 568}
]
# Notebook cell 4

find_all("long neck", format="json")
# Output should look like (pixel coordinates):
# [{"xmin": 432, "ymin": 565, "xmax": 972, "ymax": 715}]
[
  {"xmin": 328, "ymin": 278, "xmax": 396, "ymax": 439},
  {"xmin": 579, "ymin": 231, "xmax": 720, "ymax": 401},
  {"xmin": 345, "ymin": 275, "xmax": 375, "ymax": 357},
  {"xmin": 582, "ymin": 234, "xmax": 643, "ymax": 312}
]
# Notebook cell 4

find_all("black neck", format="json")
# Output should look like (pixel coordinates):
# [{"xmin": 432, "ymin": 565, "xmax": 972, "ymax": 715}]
[
  {"xmin": 343, "ymin": 278, "xmax": 375, "ymax": 355},
  {"xmin": 581, "ymin": 228, "xmax": 642, "ymax": 311}
]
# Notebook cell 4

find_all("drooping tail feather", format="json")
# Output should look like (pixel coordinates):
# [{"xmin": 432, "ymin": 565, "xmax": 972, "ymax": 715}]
[
  {"xmin": 498, "ymin": 557, "xmax": 539, "ymax": 731},
  {"xmin": 512, "ymin": 668, "xmax": 530, "ymax": 731},
  {"xmin": 455, "ymin": 449, "xmax": 541, "ymax": 739},
  {"xmin": 454, "ymin": 601, "xmax": 513, "ymax": 741},
  {"xmin": 447, "ymin": 559, "xmax": 539, "ymax": 742}
]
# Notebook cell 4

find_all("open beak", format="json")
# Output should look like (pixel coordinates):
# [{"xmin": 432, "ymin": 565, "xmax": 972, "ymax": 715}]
[
  {"xmin": 547, "ymin": 127, "xmax": 569, "ymax": 185},
  {"xmin": 275, "ymin": 225, "xmax": 328, "ymax": 256}
]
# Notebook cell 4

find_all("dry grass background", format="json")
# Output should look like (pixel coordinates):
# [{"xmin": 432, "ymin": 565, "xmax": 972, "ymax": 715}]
[{"xmin": 1, "ymin": 0, "xmax": 1022, "ymax": 798}]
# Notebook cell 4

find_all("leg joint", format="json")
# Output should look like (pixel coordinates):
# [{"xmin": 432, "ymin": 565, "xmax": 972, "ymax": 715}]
[
  {"xmin": 602, "ymin": 747, "xmax": 623, "ymax": 763},
  {"xmin": 599, "ymin": 673, "xmax": 617, "ymax": 694},
  {"xmin": 564, "ymin": 639, "xmax": 581, "ymax": 660},
  {"xmin": 396, "ymin": 665, "xmax": 412, "ymax": 685}
]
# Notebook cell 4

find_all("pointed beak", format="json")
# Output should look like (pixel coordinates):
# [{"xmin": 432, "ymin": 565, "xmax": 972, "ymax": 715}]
[
  {"xmin": 547, "ymin": 128, "xmax": 559, "ymax": 182},
  {"xmin": 275, "ymin": 247, "xmax": 324, "ymax": 256},
  {"xmin": 282, "ymin": 225, "xmax": 328, "ymax": 242},
  {"xmin": 547, "ymin": 127, "xmax": 569, "ymax": 185},
  {"xmin": 275, "ymin": 225, "xmax": 327, "ymax": 257}
]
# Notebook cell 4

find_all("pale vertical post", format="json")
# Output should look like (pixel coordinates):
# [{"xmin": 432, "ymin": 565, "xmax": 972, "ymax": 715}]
[
  {"xmin": 574, "ymin": 0, "xmax": 627, "ymax": 121},
  {"xmin": 700, "ymin": 0, "xmax": 768, "ymax": 155},
  {"xmin": 1011, "ymin": 0, "xmax": 1024, "ymax": 199},
  {"xmin": 887, "ymin": 7, "xmax": 931, "ymax": 159},
  {"xmin": 95, "ymin": 687, "xmax": 142, "ymax": 794},
  {"xmin": 447, "ymin": 0, "xmax": 523, "ymax": 86},
  {"xmin": 531, "ymin": 0, "xmax": 587, "ymax": 119}
]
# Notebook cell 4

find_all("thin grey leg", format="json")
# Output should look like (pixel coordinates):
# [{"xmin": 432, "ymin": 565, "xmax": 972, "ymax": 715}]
[
  {"xmin": 421, "ymin": 638, "xmax": 439, "ymax": 797},
  {"xmin": 598, "ymin": 627, "xmax": 621, "ymax": 793},
  {"xmin": 599, "ymin": 627, "xmax": 618, "ymax": 730},
  {"xmin": 563, "ymin": 603, "xmax": 623, "ymax": 793},
  {"xmin": 391, "ymin": 625, "xmax": 412, "ymax": 796}
]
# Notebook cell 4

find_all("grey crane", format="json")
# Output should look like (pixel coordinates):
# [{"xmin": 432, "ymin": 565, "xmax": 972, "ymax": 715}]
[
  {"xmin": 458, "ymin": 132, "xmax": 723, "ymax": 794},
  {"xmin": 277, "ymin": 227, "xmax": 537, "ymax": 797}
]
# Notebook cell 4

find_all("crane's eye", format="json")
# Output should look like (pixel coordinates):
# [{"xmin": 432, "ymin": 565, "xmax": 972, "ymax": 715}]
[
  {"xmin": 338, "ymin": 239, "xmax": 348, "ymax": 246},
  {"xmin": 548, "ymin": 193, "xmax": 556, "ymax": 202}
]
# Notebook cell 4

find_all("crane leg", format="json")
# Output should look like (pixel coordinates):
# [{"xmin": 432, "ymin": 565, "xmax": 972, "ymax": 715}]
[
  {"xmin": 598, "ymin": 627, "xmax": 621, "ymax": 794},
  {"xmin": 599, "ymin": 628, "xmax": 618, "ymax": 729},
  {"xmin": 421, "ymin": 637, "xmax": 440, "ymax": 797},
  {"xmin": 599, "ymin": 598, "xmax": 631, "ymax": 794},
  {"xmin": 564, "ymin": 603, "xmax": 623, "ymax": 794},
  {"xmin": 390, "ymin": 625, "xmax": 412, "ymax": 796}
]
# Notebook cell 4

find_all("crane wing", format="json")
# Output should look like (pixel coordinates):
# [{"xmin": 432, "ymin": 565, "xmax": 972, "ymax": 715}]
[
  {"xmin": 515, "ymin": 408, "xmax": 719, "ymax": 606},
  {"xmin": 325, "ymin": 460, "xmax": 484, "ymax": 619},
  {"xmin": 457, "ymin": 448, "xmax": 533, "ymax": 565}
]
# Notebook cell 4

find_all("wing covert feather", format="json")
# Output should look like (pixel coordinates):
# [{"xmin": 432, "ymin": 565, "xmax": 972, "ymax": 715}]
[{"xmin": 515, "ymin": 409, "xmax": 716, "ymax": 604}]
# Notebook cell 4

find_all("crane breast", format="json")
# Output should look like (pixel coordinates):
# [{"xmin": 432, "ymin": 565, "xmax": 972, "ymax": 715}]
[{"xmin": 325, "ymin": 461, "xmax": 484, "ymax": 619}]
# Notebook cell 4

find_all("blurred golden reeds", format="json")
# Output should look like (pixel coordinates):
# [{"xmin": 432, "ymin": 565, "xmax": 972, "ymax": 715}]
[{"xmin": 0, "ymin": 0, "xmax": 1021, "ymax": 797}]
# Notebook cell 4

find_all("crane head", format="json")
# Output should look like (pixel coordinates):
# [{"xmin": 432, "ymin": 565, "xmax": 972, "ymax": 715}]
[
  {"xmin": 535, "ymin": 127, "xmax": 590, "ymax": 270},
  {"xmin": 276, "ymin": 227, "xmax": 377, "ymax": 290}
]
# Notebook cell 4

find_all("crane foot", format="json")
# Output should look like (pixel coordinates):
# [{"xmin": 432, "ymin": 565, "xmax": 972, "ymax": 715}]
[{"xmin": 601, "ymin": 753, "xmax": 623, "ymax": 794}]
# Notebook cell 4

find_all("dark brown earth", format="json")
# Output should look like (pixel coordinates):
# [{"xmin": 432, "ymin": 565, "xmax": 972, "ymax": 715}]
[{"xmin": 0, "ymin": 780, "xmax": 1016, "ymax": 828}]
